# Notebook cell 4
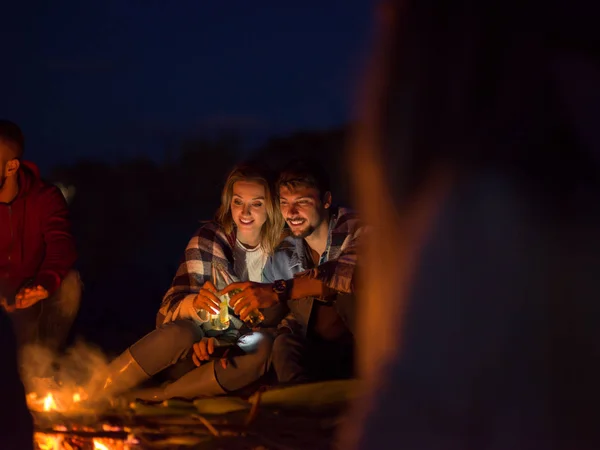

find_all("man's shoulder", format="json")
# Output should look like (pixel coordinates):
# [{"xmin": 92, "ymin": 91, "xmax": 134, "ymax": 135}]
[
  {"xmin": 336, "ymin": 206, "xmax": 359, "ymax": 220},
  {"xmin": 37, "ymin": 181, "xmax": 65, "ymax": 199},
  {"xmin": 264, "ymin": 235, "xmax": 299, "ymax": 279},
  {"xmin": 24, "ymin": 179, "xmax": 68, "ymax": 214},
  {"xmin": 332, "ymin": 206, "xmax": 363, "ymax": 234},
  {"xmin": 273, "ymin": 235, "xmax": 297, "ymax": 256}
]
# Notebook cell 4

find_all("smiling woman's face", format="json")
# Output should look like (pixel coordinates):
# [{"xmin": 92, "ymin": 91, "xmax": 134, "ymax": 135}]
[{"xmin": 230, "ymin": 180, "xmax": 268, "ymax": 245}]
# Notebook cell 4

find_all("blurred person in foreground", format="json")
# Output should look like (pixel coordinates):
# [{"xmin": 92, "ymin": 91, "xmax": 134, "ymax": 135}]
[
  {"xmin": 0, "ymin": 119, "xmax": 80, "ymax": 359},
  {"xmin": 0, "ymin": 308, "xmax": 33, "ymax": 449},
  {"xmin": 223, "ymin": 159, "xmax": 366, "ymax": 384},
  {"xmin": 99, "ymin": 163, "xmax": 287, "ymax": 400},
  {"xmin": 340, "ymin": 0, "xmax": 600, "ymax": 449}
]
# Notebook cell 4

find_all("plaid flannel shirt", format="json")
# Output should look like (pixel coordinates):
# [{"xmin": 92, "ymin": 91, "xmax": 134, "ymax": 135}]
[
  {"xmin": 263, "ymin": 207, "xmax": 366, "ymax": 336},
  {"xmin": 157, "ymin": 221, "xmax": 243, "ymax": 342}
]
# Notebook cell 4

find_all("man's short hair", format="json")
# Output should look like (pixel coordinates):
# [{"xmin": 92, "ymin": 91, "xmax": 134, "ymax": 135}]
[
  {"xmin": 0, "ymin": 120, "xmax": 24, "ymax": 159},
  {"xmin": 277, "ymin": 158, "xmax": 331, "ymax": 196}
]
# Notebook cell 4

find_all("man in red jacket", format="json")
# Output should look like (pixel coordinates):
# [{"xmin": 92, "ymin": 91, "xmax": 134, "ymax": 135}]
[{"xmin": 0, "ymin": 119, "xmax": 80, "ymax": 356}]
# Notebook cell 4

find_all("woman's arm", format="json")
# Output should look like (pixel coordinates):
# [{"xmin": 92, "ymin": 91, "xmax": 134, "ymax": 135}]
[{"xmin": 157, "ymin": 223, "xmax": 233, "ymax": 326}]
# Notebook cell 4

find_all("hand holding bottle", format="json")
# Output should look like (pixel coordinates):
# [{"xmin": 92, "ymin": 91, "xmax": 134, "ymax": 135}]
[
  {"xmin": 221, "ymin": 282, "xmax": 273, "ymax": 324},
  {"xmin": 192, "ymin": 281, "xmax": 220, "ymax": 315}
]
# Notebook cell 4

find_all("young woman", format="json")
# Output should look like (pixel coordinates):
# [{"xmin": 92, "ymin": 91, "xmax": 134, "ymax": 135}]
[{"xmin": 99, "ymin": 162, "xmax": 286, "ymax": 399}]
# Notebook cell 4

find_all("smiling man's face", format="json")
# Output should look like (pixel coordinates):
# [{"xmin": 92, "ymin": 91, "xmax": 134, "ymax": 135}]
[{"xmin": 279, "ymin": 184, "xmax": 330, "ymax": 239}]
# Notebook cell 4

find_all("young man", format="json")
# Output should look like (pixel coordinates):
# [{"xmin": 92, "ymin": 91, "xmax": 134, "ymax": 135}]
[
  {"xmin": 223, "ymin": 159, "xmax": 366, "ymax": 383},
  {"xmin": 0, "ymin": 120, "xmax": 81, "ymax": 355}
]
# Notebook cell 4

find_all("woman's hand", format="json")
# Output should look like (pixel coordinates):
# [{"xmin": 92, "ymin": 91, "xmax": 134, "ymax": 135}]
[
  {"xmin": 192, "ymin": 281, "xmax": 221, "ymax": 315},
  {"xmin": 192, "ymin": 337, "xmax": 229, "ymax": 369}
]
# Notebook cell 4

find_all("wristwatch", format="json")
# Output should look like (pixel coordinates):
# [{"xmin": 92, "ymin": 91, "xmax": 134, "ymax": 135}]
[{"xmin": 272, "ymin": 279, "xmax": 291, "ymax": 303}]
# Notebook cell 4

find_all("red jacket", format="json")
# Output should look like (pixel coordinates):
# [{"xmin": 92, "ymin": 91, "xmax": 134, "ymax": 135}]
[{"xmin": 0, "ymin": 161, "xmax": 77, "ymax": 300}]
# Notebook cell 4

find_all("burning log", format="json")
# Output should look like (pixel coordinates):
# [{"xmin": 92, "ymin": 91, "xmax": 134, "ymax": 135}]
[
  {"xmin": 28, "ymin": 380, "xmax": 354, "ymax": 449},
  {"xmin": 34, "ymin": 432, "xmax": 134, "ymax": 450}
]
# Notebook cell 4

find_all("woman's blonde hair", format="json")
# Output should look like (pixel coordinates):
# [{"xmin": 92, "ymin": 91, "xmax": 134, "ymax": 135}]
[{"xmin": 215, "ymin": 162, "xmax": 284, "ymax": 254}]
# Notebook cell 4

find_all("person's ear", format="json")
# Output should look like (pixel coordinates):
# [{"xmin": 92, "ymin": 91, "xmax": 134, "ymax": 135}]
[
  {"xmin": 5, "ymin": 159, "xmax": 20, "ymax": 176},
  {"xmin": 322, "ymin": 191, "xmax": 332, "ymax": 209}
]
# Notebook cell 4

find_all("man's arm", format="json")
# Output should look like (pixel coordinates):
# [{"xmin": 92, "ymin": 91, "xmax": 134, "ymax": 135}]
[
  {"xmin": 226, "ymin": 225, "xmax": 366, "ymax": 320},
  {"xmin": 305, "ymin": 224, "xmax": 367, "ymax": 295},
  {"xmin": 288, "ymin": 276, "xmax": 336, "ymax": 300},
  {"xmin": 261, "ymin": 257, "xmax": 302, "ymax": 334},
  {"xmin": 225, "ymin": 277, "xmax": 336, "ymax": 321},
  {"xmin": 34, "ymin": 186, "xmax": 77, "ymax": 295},
  {"xmin": 278, "ymin": 223, "xmax": 367, "ymax": 300}
]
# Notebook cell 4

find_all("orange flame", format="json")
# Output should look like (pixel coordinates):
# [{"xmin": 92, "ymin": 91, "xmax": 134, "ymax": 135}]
[
  {"xmin": 43, "ymin": 393, "xmax": 58, "ymax": 412},
  {"xmin": 93, "ymin": 439, "xmax": 110, "ymax": 450},
  {"xmin": 34, "ymin": 432, "xmax": 63, "ymax": 450},
  {"xmin": 35, "ymin": 434, "xmax": 131, "ymax": 449}
]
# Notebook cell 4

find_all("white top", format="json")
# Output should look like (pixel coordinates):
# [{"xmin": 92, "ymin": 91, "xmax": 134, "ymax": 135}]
[{"xmin": 233, "ymin": 239, "xmax": 268, "ymax": 283}]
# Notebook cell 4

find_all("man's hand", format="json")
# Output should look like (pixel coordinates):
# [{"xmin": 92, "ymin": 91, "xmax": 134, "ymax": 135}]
[
  {"xmin": 221, "ymin": 282, "xmax": 279, "ymax": 322},
  {"xmin": 192, "ymin": 337, "xmax": 228, "ymax": 369},
  {"xmin": 15, "ymin": 285, "xmax": 49, "ymax": 309},
  {"xmin": 192, "ymin": 281, "xmax": 221, "ymax": 315},
  {"xmin": 0, "ymin": 297, "xmax": 15, "ymax": 313}
]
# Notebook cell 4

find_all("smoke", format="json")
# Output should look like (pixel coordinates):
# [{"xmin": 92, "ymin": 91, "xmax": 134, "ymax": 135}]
[{"xmin": 20, "ymin": 339, "xmax": 113, "ymax": 406}]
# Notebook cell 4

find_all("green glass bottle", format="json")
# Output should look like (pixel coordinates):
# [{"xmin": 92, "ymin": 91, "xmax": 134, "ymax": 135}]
[
  {"xmin": 209, "ymin": 264, "xmax": 230, "ymax": 331},
  {"xmin": 213, "ymin": 265, "xmax": 264, "ymax": 328}
]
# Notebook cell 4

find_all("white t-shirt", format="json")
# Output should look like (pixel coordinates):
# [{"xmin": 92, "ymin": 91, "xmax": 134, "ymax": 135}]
[{"xmin": 233, "ymin": 239, "xmax": 268, "ymax": 283}]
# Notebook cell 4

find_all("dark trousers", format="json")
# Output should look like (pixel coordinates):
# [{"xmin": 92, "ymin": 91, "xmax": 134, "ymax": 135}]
[
  {"xmin": 272, "ymin": 333, "xmax": 354, "ymax": 384},
  {"xmin": 8, "ymin": 270, "xmax": 82, "ymax": 354},
  {"xmin": 272, "ymin": 293, "xmax": 356, "ymax": 384},
  {"xmin": 130, "ymin": 319, "xmax": 274, "ymax": 394}
]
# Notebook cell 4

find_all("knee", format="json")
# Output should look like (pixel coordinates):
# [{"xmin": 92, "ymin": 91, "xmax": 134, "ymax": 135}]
[
  {"xmin": 253, "ymin": 336, "xmax": 274, "ymax": 362},
  {"xmin": 272, "ymin": 333, "xmax": 302, "ymax": 357},
  {"xmin": 61, "ymin": 270, "xmax": 82, "ymax": 292},
  {"xmin": 53, "ymin": 270, "xmax": 82, "ymax": 316},
  {"xmin": 159, "ymin": 320, "xmax": 204, "ymax": 350}
]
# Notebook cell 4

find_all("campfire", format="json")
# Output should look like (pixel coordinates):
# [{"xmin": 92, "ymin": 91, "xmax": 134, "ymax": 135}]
[
  {"xmin": 20, "ymin": 341, "xmax": 254, "ymax": 450},
  {"xmin": 21, "ymin": 344, "xmax": 349, "ymax": 449},
  {"xmin": 25, "ymin": 380, "xmax": 256, "ymax": 450},
  {"xmin": 34, "ymin": 430, "xmax": 134, "ymax": 450},
  {"xmin": 28, "ymin": 389, "xmax": 139, "ymax": 450},
  {"xmin": 21, "ymin": 341, "xmax": 141, "ymax": 450}
]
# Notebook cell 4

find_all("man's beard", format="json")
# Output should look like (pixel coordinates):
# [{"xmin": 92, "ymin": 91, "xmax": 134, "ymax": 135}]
[{"xmin": 290, "ymin": 224, "xmax": 315, "ymax": 240}]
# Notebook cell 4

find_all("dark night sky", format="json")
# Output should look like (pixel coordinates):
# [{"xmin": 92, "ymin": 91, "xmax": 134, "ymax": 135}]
[{"xmin": 2, "ymin": 1, "xmax": 373, "ymax": 173}]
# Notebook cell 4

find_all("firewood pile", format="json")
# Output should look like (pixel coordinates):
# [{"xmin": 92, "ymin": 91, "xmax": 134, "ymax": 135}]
[{"xmin": 32, "ymin": 379, "xmax": 357, "ymax": 450}]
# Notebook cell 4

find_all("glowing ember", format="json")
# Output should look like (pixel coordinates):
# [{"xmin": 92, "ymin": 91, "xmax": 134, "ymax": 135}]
[
  {"xmin": 43, "ymin": 393, "xmax": 58, "ymax": 412},
  {"xmin": 34, "ymin": 432, "xmax": 63, "ymax": 450},
  {"xmin": 27, "ymin": 386, "xmax": 89, "ymax": 413},
  {"xmin": 34, "ymin": 434, "xmax": 135, "ymax": 449},
  {"xmin": 93, "ymin": 440, "xmax": 110, "ymax": 450}
]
